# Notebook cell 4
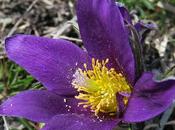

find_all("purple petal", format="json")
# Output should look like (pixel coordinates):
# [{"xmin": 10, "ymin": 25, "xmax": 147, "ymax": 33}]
[
  {"xmin": 134, "ymin": 21, "xmax": 157, "ymax": 43},
  {"xmin": 123, "ymin": 72, "xmax": 175, "ymax": 122},
  {"xmin": 116, "ymin": 2, "xmax": 132, "ymax": 23},
  {"xmin": 5, "ymin": 34, "xmax": 90, "ymax": 95},
  {"xmin": 77, "ymin": 0, "xmax": 135, "ymax": 84},
  {"xmin": 42, "ymin": 114, "xmax": 119, "ymax": 130},
  {"xmin": 135, "ymin": 21, "xmax": 157, "ymax": 31},
  {"xmin": 0, "ymin": 90, "xmax": 77, "ymax": 122},
  {"xmin": 117, "ymin": 94, "xmax": 125, "ymax": 116}
]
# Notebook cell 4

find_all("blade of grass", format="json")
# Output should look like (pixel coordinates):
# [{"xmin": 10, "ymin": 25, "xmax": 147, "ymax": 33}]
[
  {"xmin": 156, "ymin": 102, "xmax": 175, "ymax": 130},
  {"xmin": 18, "ymin": 118, "xmax": 34, "ymax": 130},
  {"xmin": 2, "ymin": 116, "xmax": 9, "ymax": 130}
]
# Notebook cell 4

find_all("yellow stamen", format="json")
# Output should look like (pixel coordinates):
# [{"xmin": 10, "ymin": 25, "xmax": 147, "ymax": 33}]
[{"xmin": 72, "ymin": 58, "xmax": 132, "ymax": 116}]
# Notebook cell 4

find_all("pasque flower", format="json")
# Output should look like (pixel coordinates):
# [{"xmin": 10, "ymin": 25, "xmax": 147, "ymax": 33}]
[{"xmin": 1, "ymin": 0, "xmax": 175, "ymax": 130}]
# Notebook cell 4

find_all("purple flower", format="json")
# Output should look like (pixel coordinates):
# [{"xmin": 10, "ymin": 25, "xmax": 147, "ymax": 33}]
[{"xmin": 0, "ymin": 0, "xmax": 175, "ymax": 130}]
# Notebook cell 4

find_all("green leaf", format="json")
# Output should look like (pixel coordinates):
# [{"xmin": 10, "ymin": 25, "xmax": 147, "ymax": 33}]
[{"xmin": 141, "ymin": 0, "xmax": 154, "ymax": 10}]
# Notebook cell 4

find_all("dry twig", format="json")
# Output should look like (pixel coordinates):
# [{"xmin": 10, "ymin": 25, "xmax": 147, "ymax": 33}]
[{"xmin": 6, "ymin": 0, "xmax": 39, "ymax": 38}]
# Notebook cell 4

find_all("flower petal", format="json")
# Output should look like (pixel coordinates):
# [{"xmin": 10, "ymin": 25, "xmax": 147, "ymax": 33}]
[
  {"xmin": 134, "ymin": 21, "xmax": 157, "ymax": 43},
  {"xmin": 42, "ymin": 114, "xmax": 119, "ymax": 130},
  {"xmin": 0, "ymin": 90, "xmax": 76, "ymax": 122},
  {"xmin": 135, "ymin": 21, "xmax": 157, "ymax": 32},
  {"xmin": 77, "ymin": 0, "xmax": 135, "ymax": 84},
  {"xmin": 116, "ymin": 2, "xmax": 131, "ymax": 23},
  {"xmin": 5, "ymin": 34, "xmax": 90, "ymax": 95},
  {"xmin": 123, "ymin": 72, "xmax": 175, "ymax": 122}
]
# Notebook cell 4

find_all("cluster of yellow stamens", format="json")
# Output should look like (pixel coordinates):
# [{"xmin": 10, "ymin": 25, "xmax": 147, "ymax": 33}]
[{"xmin": 72, "ymin": 58, "xmax": 132, "ymax": 116}]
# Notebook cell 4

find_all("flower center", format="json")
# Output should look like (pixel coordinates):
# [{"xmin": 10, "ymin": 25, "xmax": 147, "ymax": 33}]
[{"xmin": 72, "ymin": 58, "xmax": 132, "ymax": 116}]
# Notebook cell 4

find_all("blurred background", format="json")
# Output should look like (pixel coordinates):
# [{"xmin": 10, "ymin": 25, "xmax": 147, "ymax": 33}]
[{"xmin": 0, "ymin": 0, "xmax": 175, "ymax": 129}]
